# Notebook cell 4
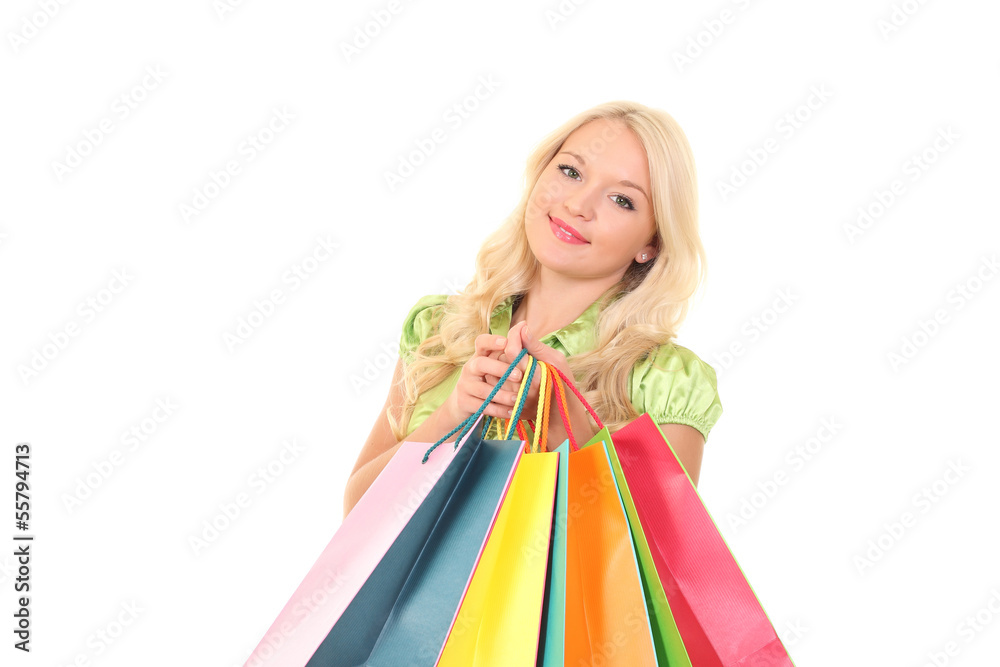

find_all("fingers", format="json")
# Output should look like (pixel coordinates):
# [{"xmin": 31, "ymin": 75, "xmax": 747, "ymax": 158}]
[
  {"xmin": 517, "ymin": 325, "xmax": 573, "ymax": 383},
  {"xmin": 457, "ymin": 394, "xmax": 515, "ymax": 420},
  {"xmin": 458, "ymin": 377, "xmax": 519, "ymax": 419},
  {"xmin": 519, "ymin": 323, "xmax": 552, "ymax": 362},
  {"xmin": 476, "ymin": 333, "xmax": 508, "ymax": 385},
  {"xmin": 459, "ymin": 345, "xmax": 525, "ymax": 419},
  {"xmin": 464, "ymin": 325, "xmax": 545, "ymax": 420},
  {"xmin": 502, "ymin": 322, "xmax": 526, "ymax": 364},
  {"xmin": 454, "ymin": 331, "xmax": 540, "ymax": 423},
  {"xmin": 481, "ymin": 329, "xmax": 527, "ymax": 386},
  {"xmin": 466, "ymin": 377, "xmax": 517, "ymax": 405},
  {"xmin": 491, "ymin": 323, "xmax": 527, "ymax": 384},
  {"xmin": 473, "ymin": 355, "xmax": 522, "ymax": 384},
  {"xmin": 474, "ymin": 333, "xmax": 507, "ymax": 359}
]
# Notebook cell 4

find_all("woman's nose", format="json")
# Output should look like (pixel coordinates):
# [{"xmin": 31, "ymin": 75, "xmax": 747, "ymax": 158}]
[{"xmin": 563, "ymin": 186, "xmax": 596, "ymax": 219}]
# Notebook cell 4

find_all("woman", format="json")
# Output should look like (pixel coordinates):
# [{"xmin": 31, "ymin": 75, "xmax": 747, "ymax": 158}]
[{"xmin": 344, "ymin": 100, "xmax": 723, "ymax": 517}]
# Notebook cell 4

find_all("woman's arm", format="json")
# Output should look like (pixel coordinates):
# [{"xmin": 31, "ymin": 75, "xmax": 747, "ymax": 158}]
[
  {"xmin": 487, "ymin": 324, "xmax": 707, "ymax": 484},
  {"xmin": 342, "ymin": 358, "xmax": 460, "ymax": 518},
  {"xmin": 656, "ymin": 423, "xmax": 705, "ymax": 486},
  {"xmin": 342, "ymin": 336, "xmax": 524, "ymax": 518}
]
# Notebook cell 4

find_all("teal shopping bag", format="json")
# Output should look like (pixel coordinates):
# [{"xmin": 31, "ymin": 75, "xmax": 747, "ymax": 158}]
[
  {"xmin": 305, "ymin": 414, "xmax": 523, "ymax": 666},
  {"xmin": 537, "ymin": 440, "xmax": 569, "ymax": 666},
  {"xmin": 308, "ymin": 352, "xmax": 540, "ymax": 666}
]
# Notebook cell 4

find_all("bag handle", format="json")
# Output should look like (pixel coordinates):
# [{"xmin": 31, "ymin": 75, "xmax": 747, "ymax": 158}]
[
  {"xmin": 545, "ymin": 362, "xmax": 577, "ymax": 452},
  {"xmin": 420, "ymin": 349, "xmax": 606, "ymax": 462},
  {"xmin": 497, "ymin": 358, "xmax": 605, "ymax": 453},
  {"xmin": 533, "ymin": 361, "xmax": 554, "ymax": 453},
  {"xmin": 501, "ymin": 356, "xmax": 535, "ymax": 440},
  {"xmin": 538, "ymin": 361, "xmax": 605, "ymax": 452},
  {"xmin": 500, "ymin": 357, "xmax": 553, "ymax": 454},
  {"xmin": 421, "ymin": 347, "xmax": 530, "ymax": 463},
  {"xmin": 547, "ymin": 364, "xmax": 603, "ymax": 431}
]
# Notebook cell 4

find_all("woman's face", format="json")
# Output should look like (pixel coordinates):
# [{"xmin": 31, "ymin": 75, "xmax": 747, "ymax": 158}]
[{"xmin": 525, "ymin": 118, "xmax": 658, "ymax": 286}]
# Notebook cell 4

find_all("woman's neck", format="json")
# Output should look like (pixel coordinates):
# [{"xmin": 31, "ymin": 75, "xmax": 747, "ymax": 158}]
[{"xmin": 510, "ymin": 269, "xmax": 618, "ymax": 339}]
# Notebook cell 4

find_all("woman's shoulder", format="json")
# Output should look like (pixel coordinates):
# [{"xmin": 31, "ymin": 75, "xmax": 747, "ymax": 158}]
[
  {"xmin": 635, "ymin": 341, "xmax": 718, "ymax": 381},
  {"xmin": 398, "ymin": 294, "xmax": 450, "ymax": 362},
  {"xmin": 403, "ymin": 293, "xmax": 450, "ymax": 319},
  {"xmin": 629, "ymin": 341, "xmax": 723, "ymax": 441}
]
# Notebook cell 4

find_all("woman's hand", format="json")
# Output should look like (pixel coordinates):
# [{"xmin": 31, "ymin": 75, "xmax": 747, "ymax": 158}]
[
  {"xmin": 485, "ymin": 322, "xmax": 574, "ymax": 422},
  {"xmin": 441, "ymin": 333, "xmax": 525, "ymax": 424}
]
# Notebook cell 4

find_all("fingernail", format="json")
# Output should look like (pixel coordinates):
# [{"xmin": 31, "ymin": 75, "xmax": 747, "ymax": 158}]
[
  {"xmin": 511, "ymin": 370, "xmax": 521, "ymax": 380},
  {"xmin": 507, "ymin": 408, "xmax": 513, "ymax": 417},
  {"xmin": 496, "ymin": 337, "xmax": 505, "ymax": 346}
]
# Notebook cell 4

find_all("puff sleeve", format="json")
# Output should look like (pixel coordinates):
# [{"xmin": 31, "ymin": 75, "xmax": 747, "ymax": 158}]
[
  {"xmin": 629, "ymin": 343, "xmax": 723, "ymax": 442},
  {"xmin": 398, "ymin": 294, "xmax": 449, "ymax": 365}
]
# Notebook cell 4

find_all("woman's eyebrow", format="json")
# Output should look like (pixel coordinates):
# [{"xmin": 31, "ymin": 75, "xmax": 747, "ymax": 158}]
[
  {"xmin": 558, "ymin": 150, "xmax": 649, "ymax": 202},
  {"xmin": 560, "ymin": 150, "xmax": 588, "ymax": 165}
]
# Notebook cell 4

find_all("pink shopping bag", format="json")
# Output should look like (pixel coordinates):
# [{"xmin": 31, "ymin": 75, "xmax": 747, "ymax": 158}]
[{"xmin": 244, "ymin": 416, "xmax": 488, "ymax": 667}]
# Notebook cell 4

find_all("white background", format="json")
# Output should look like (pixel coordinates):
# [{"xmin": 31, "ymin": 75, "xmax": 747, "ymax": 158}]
[{"xmin": 2, "ymin": 0, "xmax": 998, "ymax": 665}]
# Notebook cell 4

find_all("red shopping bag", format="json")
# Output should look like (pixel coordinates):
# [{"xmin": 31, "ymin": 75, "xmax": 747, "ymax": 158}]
[
  {"xmin": 547, "ymin": 365, "xmax": 795, "ymax": 667},
  {"xmin": 613, "ymin": 414, "xmax": 794, "ymax": 667}
]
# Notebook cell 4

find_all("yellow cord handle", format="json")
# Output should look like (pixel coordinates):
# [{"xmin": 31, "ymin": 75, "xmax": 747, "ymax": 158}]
[{"xmin": 502, "ymin": 356, "xmax": 536, "ymax": 440}]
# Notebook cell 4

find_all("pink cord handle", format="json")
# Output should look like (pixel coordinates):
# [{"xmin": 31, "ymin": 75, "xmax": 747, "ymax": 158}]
[
  {"xmin": 544, "ymin": 362, "xmax": 578, "ymax": 452},
  {"xmin": 547, "ymin": 365, "xmax": 604, "ymax": 430}
]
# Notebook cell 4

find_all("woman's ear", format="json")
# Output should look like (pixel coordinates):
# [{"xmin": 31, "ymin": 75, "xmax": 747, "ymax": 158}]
[{"xmin": 636, "ymin": 237, "xmax": 659, "ymax": 263}]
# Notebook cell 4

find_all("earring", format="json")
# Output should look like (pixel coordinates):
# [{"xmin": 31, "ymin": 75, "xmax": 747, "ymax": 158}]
[{"xmin": 641, "ymin": 253, "xmax": 648, "ymax": 261}]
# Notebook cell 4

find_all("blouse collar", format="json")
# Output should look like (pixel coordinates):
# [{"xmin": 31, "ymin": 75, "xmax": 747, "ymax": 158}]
[{"xmin": 489, "ymin": 294, "xmax": 601, "ymax": 357}]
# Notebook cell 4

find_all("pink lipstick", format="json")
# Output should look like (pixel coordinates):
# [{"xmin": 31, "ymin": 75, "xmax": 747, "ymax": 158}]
[{"xmin": 549, "ymin": 216, "xmax": 588, "ymax": 245}]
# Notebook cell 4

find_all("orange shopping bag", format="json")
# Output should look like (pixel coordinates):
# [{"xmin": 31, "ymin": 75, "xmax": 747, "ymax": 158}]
[{"xmin": 541, "ymin": 364, "xmax": 658, "ymax": 666}]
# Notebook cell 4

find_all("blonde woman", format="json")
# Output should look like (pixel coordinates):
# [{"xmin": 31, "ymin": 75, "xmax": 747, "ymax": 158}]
[{"xmin": 344, "ymin": 101, "xmax": 723, "ymax": 517}]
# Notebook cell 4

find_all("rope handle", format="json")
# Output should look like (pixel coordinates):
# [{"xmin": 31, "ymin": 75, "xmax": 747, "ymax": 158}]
[
  {"xmin": 421, "ymin": 347, "xmax": 530, "ymax": 463},
  {"xmin": 534, "ymin": 362, "xmax": 553, "ymax": 453},
  {"xmin": 547, "ymin": 365, "xmax": 604, "ymax": 430},
  {"xmin": 494, "ymin": 359, "xmax": 600, "ymax": 454},
  {"xmin": 521, "ymin": 361, "xmax": 550, "ymax": 453},
  {"xmin": 545, "ymin": 362, "xmax": 578, "ymax": 452},
  {"xmin": 502, "ymin": 358, "xmax": 551, "ymax": 454},
  {"xmin": 420, "ymin": 349, "xmax": 605, "ymax": 463},
  {"xmin": 502, "ymin": 356, "xmax": 539, "ymax": 441},
  {"xmin": 496, "ymin": 354, "xmax": 538, "ymax": 447}
]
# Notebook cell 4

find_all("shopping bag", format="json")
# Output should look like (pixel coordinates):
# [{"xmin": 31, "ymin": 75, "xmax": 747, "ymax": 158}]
[
  {"xmin": 467, "ymin": 358, "xmax": 572, "ymax": 667},
  {"xmin": 438, "ymin": 356, "xmax": 560, "ymax": 666},
  {"xmin": 528, "ymin": 363, "xmax": 656, "ymax": 666},
  {"xmin": 588, "ymin": 424, "xmax": 691, "ymax": 667},
  {"xmin": 537, "ymin": 440, "xmax": 569, "ymax": 667},
  {"xmin": 246, "ymin": 349, "xmax": 532, "ymax": 667},
  {"xmin": 546, "ymin": 363, "xmax": 793, "ymax": 667},
  {"xmin": 336, "ymin": 352, "xmax": 548, "ymax": 665},
  {"xmin": 345, "ymin": 431, "xmax": 523, "ymax": 666},
  {"xmin": 243, "ymin": 414, "xmax": 486, "ymax": 667},
  {"xmin": 612, "ymin": 413, "xmax": 795, "ymax": 667},
  {"xmin": 436, "ymin": 450, "xmax": 559, "ymax": 665},
  {"xmin": 564, "ymin": 438, "xmax": 658, "ymax": 666}
]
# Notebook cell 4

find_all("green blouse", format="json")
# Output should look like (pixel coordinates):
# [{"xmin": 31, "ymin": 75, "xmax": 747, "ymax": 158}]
[{"xmin": 398, "ymin": 294, "xmax": 723, "ymax": 442}]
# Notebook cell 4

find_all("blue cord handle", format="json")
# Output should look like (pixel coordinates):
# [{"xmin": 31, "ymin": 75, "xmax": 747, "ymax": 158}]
[
  {"xmin": 503, "ymin": 354, "xmax": 538, "ymax": 437},
  {"xmin": 479, "ymin": 357, "xmax": 536, "ymax": 444},
  {"xmin": 421, "ymin": 347, "xmax": 532, "ymax": 463}
]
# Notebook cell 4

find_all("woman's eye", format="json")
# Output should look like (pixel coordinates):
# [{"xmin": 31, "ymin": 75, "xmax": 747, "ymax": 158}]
[
  {"xmin": 557, "ymin": 163, "xmax": 580, "ymax": 179},
  {"xmin": 612, "ymin": 194, "xmax": 636, "ymax": 211},
  {"xmin": 557, "ymin": 163, "xmax": 635, "ymax": 211}
]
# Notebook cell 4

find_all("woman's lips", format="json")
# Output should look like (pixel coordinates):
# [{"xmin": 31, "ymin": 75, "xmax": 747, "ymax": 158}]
[{"xmin": 549, "ymin": 216, "xmax": 588, "ymax": 245}]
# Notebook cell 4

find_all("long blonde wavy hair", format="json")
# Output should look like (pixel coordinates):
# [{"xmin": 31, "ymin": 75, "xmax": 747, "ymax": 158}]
[{"xmin": 388, "ymin": 100, "xmax": 707, "ymax": 439}]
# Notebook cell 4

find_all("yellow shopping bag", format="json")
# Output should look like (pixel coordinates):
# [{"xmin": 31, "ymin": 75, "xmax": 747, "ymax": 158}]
[{"xmin": 438, "ymin": 358, "xmax": 560, "ymax": 666}]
